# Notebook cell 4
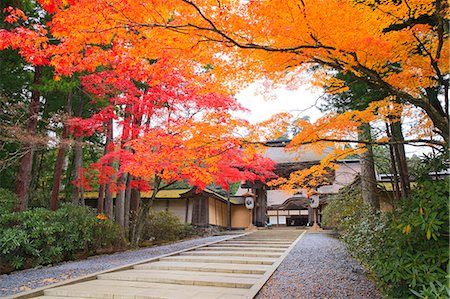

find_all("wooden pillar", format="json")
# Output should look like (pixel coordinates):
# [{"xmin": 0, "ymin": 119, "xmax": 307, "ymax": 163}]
[
  {"xmin": 308, "ymin": 205, "xmax": 314, "ymax": 226},
  {"xmin": 311, "ymin": 208, "xmax": 320, "ymax": 231},
  {"xmin": 254, "ymin": 186, "xmax": 267, "ymax": 227},
  {"xmin": 201, "ymin": 197, "xmax": 209, "ymax": 226},
  {"xmin": 185, "ymin": 198, "xmax": 189, "ymax": 223},
  {"xmin": 227, "ymin": 188, "xmax": 231, "ymax": 231}
]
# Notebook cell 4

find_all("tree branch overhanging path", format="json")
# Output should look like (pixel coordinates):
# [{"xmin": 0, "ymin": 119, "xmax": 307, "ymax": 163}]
[
  {"xmin": 114, "ymin": 0, "xmax": 448, "ymax": 144},
  {"xmin": 17, "ymin": 0, "xmax": 446, "ymax": 146},
  {"xmin": 1, "ymin": 0, "xmax": 448, "ymax": 214}
]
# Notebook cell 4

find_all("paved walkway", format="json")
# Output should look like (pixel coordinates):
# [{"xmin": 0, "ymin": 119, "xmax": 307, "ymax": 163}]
[
  {"xmin": 256, "ymin": 232, "xmax": 381, "ymax": 299},
  {"xmin": 11, "ymin": 230, "xmax": 305, "ymax": 299}
]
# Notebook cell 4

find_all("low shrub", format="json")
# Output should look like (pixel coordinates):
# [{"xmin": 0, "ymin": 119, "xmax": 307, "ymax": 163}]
[
  {"xmin": 0, "ymin": 188, "xmax": 18, "ymax": 214},
  {"xmin": 322, "ymin": 179, "xmax": 449, "ymax": 298},
  {"xmin": 372, "ymin": 180, "xmax": 449, "ymax": 298},
  {"xmin": 0, "ymin": 204, "xmax": 127, "ymax": 273},
  {"xmin": 322, "ymin": 182, "xmax": 388, "ymax": 264},
  {"xmin": 142, "ymin": 210, "xmax": 194, "ymax": 243}
]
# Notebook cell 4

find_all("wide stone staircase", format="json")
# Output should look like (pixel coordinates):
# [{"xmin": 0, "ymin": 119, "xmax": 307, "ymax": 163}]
[{"xmin": 30, "ymin": 229, "xmax": 305, "ymax": 299}]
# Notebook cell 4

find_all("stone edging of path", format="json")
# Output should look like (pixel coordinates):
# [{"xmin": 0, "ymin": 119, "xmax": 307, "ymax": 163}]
[
  {"xmin": 246, "ymin": 230, "xmax": 306, "ymax": 299},
  {"xmin": 4, "ymin": 232, "xmax": 251, "ymax": 299}
]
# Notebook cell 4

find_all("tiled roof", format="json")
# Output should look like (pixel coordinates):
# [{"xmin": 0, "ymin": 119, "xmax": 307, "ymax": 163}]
[
  {"xmin": 83, "ymin": 188, "xmax": 191, "ymax": 199},
  {"xmin": 83, "ymin": 188, "xmax": 242, "ymax": 204},
  {"xmin": 263, "ymin": 145, "xmax": 333, "ymax": 164}
]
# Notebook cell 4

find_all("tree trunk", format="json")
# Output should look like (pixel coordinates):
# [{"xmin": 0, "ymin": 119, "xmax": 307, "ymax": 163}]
[
  {"xmin": 385, "ymin": 122, "xmax": 401, "ymax": 201},
  {"xmin": 131, "ymin": 176, "xmax": 160, "ymax": 245},
  {"xmin": 104, "ymin": 118, "xmax": 114, "ymax": 219},
  {"xmin": 97, "ymin": 184, "xmax": 105, "ymax": 214},
  {"xmin": 80, "ymin": 189, "xmax": 85, "ymax": 206},
  {"xmin": 71, "ymin": 138, "xmax": 83, "ymax": 205},
  {"xmin": 114, "ymin": 111, "xmax": 132, "ymax": 227},
  {"xmin": 50, "ymin": 93, "xmax": 73, "ymax": 211},
  {"xmin": 15, "ymin": 66, "xmax": 42, "ymax": 211},
  {"xmin": 390, "ymin": 120, "xmax": 410, "ymax": 198},
  {"xmin": 128, "ymin": 185, "xmax": 141, "ymax": 241},
  {"xmin": 30, "ymin": 150, "xmax": 44, "ymax": 194},
  {"xmin": 358, "ymin": 123, "xmax": 380, "ymax": 210},
  {"xmin": 124, "ymin": 175, "xmax": 132, "ymax": 231},
  {"xmin": 127, "ymin": 111, "xmax": 141, "ymax": 240},
  {"xmin": 114, "ymin": 172, "xmax": 128, "ymax": 227},
  {"xmin": 104, "ymin": 184, "xmax": 113, "ymax": 218},
  {"xmin": 71, "ymin": 94, "xmax": 84, "ymax": 205}
]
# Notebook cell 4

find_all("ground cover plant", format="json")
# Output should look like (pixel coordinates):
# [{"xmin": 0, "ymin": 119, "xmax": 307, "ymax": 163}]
[
  {"xmin": 323, "ymin": 177, "xmax": 449, "ymax": 298},
  {"xmin": 141, "ymin": 210, "xmax": 194, "ymax": 244},
  {"xmin": 0, "ymin": 191, "xmax": 213, "ymax": 273},
  {"xmin": 0, "ymin": 202, "xmax": 127, "ymax": 274}
]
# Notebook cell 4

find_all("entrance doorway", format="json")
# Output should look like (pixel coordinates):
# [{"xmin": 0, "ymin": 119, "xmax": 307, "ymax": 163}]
[{"xmin": 286, "ymin": 215, "xmax": 309, "ymax": 226}]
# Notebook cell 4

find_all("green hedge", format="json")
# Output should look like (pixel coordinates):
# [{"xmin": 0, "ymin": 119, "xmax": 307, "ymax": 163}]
[
  {"xmin": 0, "ymin": 188, "xmax": 18, "ymax": 214},
  {"xmin": 323, "ymin": 180, "xmax": 449, "ymax": 298},
  {"xmin": 142, "ymin": 210, "xmax": 193, "ymax": 243},
  {"xmin": 0, "ymin": 204, "xmax": 127, "ymax": 272}
]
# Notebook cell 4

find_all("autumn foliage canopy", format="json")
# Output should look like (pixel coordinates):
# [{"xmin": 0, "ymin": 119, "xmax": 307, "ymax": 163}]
[{"xmin": 0, "ymin": 0, "xmax": 448, "ymax": 191}]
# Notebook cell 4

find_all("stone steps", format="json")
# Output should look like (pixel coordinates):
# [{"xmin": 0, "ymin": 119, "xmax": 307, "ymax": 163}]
[
  {"xmin": 224, "ymin": 240, "xmax": 292, "ymax": 245},
  {"xmin": 161, "ymin": 255, "xmax": 277, "ymax": 265},
  {"xmin": 134, "ymin": 261, "xmax": 270, "ymax": 274},
  {"xmin": 98, "ymin": 269, "xmax": 259, "ymax": 288},
  {"xmin": 212, "ymin": 243, "xmax": 290, "ymax": 248},
  {"xmin": 181, "ymin": 250, "xmax": 282, "ymax": 258},
  {"xmin": 42, "ymin": 279, "xmax": 248, "ymax": 299},
  {"xmin": 30, "ymin": 229, "xmax": 306, "ymax": 299},
  {"xmin": 236, "ymin": 238, "xmax": 297, "ymax": 241},
  {"xmin": 200, "ymin": 246, "xmax": 286, "ymax": 252}
]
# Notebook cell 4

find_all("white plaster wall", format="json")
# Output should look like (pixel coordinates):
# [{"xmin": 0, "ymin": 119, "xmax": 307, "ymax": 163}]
[
  {"xmin": 168, "ymin": 200, "xmax": 186, "ymax": 223},
  {"xmin": 269, "ymin": 216, "xmax": 278, "ymax": 225},
  {"xmin": 187, "ymin": 200, "xmax": 193, "ymax": 223}
]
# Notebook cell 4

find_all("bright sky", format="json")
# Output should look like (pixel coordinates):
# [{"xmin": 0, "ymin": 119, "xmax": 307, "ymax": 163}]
[
  {"xmin": 235, "ymin": 82, "xmax": 326, "ymax": 124},
  {"xmin": 235, "ymin": 81, "xmax": 431, "ymax": 157}
]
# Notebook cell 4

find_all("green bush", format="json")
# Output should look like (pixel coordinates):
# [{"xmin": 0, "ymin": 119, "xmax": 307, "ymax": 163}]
[
  {"xmin": 322, "ymin": 180, "xmax": 449, "ymax": 298},
  {"xmin": 372, "ymin": 180, "xmax": 449, "ymax": 298},
  {"xmin": 0, "ymin": 204, "xmax": 127, "ymax": 272},
  {"xmin": 142, "ymin": 210, "xmax": 193, "ymax": 243},
  {"xmin": 0, "ymin": 188, "xmax": 18, "ymax": 214},
  {"xmin": 322, "ymin": 182, "xmax": 388, "ymax": 264}
]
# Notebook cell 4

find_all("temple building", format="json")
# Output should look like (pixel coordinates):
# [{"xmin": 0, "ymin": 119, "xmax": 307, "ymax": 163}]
[
  {"xmin": 233, "ymin": 139, "xmax": 361, "ymax": 227},
  {"xmin": 149, "ymin": 188, "xmax": 250, "ymax": 229},
  {"xmin": 85, "ymin": 187, "xmax": 251, "ymax": 229},
  {"xmin": 84, "ymin": 139, "xmax": 362, "ymax": 229}
]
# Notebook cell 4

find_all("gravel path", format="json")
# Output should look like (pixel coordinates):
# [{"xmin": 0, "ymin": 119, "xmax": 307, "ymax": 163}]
[
  {"xmin": 257, "ymin": 232, "xmax": 382, "ymax": 299},
  {"xmin": 0, "ymin": 235, "xmax": 233, "ymax": 297}
]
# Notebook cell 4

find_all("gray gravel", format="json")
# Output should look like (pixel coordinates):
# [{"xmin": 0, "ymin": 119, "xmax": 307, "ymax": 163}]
[
  {"xmin": 257, "ymin": 232, "xmax": 382, "ymax": 299},
  {"xmin": 0, "ymin": 235, "xmax": 233, "ymax": 297}
]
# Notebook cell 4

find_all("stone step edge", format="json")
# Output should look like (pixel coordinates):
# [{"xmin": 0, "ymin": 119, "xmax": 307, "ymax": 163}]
[
  {"xmin": 94, "ymin": 274, "xmax": 255, "ymax": 289},
  {"xmin": 179, "ymin": 252, "xmax": 282, "ymax": 258},
  {"xmin": 162, "ymin": 256, "xmax": 275, "ymax": 265},
  {"xmin": 134, "ymin": 264, "xmax": 268, "ymax": 274},
  {"xmin": 200, "ymin": 247, "xmax": 286, "ymax": 252}
]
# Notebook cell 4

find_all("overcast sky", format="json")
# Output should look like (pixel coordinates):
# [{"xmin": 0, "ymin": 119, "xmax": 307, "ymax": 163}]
[
  {"xmin": 235, "ymin": 82, "xmax": 325, "ymax": 124},
  {"xmin": 235, "ymin": 81, "xmax": 430, "ymax": 157}
]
